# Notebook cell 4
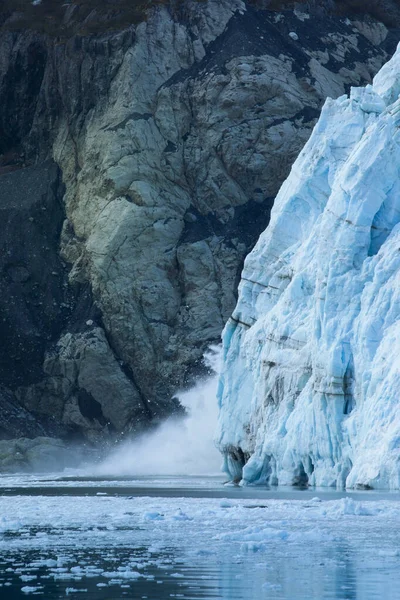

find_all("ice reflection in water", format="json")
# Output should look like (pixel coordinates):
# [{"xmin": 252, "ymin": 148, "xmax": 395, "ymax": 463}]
[
  {"xmin": 0, "ymin": 478, "xmax": 399, "ymax": 600},
  {"xmin": 0, "ymin": 542, "xmax": 399, "ymax": 600}
]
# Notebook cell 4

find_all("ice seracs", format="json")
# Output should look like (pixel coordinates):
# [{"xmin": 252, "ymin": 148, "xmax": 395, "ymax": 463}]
[{"xmin": 217, "ymin": 43, "xmax": 400, "ymax": 490}]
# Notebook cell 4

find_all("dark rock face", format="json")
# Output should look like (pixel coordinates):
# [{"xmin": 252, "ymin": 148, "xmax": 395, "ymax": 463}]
[
  {"xmin": 0, "ymin": 0, "xmax": 397, "ymax": 449},
  {"xmin": 0, "ymin": 386, "xmax": 46, "ymax": 439},
  {"xmin": 333, "ymin": 0, "xmax": 400, "ymax": 28},
  {"xmin": 0, "ymin": 162, "xmax": 68, "ymax": 387}
]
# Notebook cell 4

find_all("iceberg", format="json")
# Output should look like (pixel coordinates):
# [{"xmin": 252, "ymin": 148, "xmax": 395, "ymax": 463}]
[{"xmin": 217, "ymin": 44, "xmax": 400, "ymax": 490}]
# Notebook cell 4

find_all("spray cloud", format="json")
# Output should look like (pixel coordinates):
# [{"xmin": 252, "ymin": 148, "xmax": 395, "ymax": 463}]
[{"xmin": 94, "ymin": 346, "xmax": 222, "ymax": 476}]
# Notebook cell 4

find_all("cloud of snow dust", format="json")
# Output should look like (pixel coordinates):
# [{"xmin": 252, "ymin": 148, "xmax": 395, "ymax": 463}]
[{"xmin": 93, "ymin": 346, "xmax": 222, "ymax": 476}]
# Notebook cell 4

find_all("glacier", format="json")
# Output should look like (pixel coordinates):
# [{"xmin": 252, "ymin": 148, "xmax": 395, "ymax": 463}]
[{"xmin": 217, "ymin": 44, "xmax": 400, "ymax": 490}]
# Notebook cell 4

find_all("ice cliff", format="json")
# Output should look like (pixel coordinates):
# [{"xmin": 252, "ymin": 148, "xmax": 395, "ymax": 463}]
[{"xmin": 218, "ymin": 45, "xmax": 400, "ymax": 490}]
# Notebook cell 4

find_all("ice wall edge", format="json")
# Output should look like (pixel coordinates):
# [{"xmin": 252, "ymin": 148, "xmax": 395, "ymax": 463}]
[{"xmin": 217, "ymin": 43, "xmax": 400, "ymax": 490}]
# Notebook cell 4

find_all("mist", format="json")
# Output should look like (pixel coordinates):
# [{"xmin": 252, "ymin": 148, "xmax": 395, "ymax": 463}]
[{"xmin": 93, "ymin": 346, "xmax": 222, "ymax": 477}]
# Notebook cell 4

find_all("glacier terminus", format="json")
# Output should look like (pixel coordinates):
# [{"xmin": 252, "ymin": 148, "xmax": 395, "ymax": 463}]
[{"xmin": 217, "ymin": 43, "xmax": 400, "ymax": 491}]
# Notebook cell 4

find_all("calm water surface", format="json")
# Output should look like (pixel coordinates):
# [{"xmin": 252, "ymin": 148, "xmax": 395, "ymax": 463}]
[{"xmin": 0, "ymin": 475, "xmax": 399, "ymax": 600}]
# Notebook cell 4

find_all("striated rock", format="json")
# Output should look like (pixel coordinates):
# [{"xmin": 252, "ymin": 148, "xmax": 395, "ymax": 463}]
[
  {"xmin": 16, "ymin": 327, "xmax": 156, "ymax": 443},
  {"xmin": 0, "ymin": 0, "xmax": 396, "ymax": 443}
]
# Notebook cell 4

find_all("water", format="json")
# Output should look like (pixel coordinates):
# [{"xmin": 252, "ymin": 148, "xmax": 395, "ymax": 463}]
[{"xmin": 1, "ymin": 474, "xmax": 400, "ymax": 600}]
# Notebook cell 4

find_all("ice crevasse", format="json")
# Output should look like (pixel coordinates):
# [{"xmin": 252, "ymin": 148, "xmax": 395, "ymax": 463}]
[{"xmin": 217, "ymin": 44, "xmax": 400, "ymax": 490}]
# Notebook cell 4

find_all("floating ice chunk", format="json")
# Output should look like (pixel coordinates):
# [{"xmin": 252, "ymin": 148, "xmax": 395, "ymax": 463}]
[
  {"xmin": 143, "ymin": 511, "xmax": 164, "ymax": 520},
  {"xmin": 330, "ymin": 498, "xmax": 383, "ymax": 517},
  {"xmin": 172, "ymin": 509, "xmax": 192, "ymax": 521},
  {"xmin": 42, "ymin": 559, "xmax": 57, "ymax": 568},
  {"xmin": 221, "ymin": 526, "xmax": 289, "ymax": 542},
  {"xmin": 102, "ymin": 571, "xmax": 141, "ymax": 580},
  {"xmin": 219, "ymin": 500, "xmax": 234, "ymax": 508}
]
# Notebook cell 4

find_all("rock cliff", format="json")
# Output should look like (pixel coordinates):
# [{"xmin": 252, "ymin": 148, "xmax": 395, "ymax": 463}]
[{"xmin": 0, "ymin": 0, "xmax": 397, "ymax": 454}]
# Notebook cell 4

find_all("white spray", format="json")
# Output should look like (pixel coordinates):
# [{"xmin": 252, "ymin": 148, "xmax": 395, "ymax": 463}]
[{"xmin": 94, "ymin": 346, "xmax": 222, "ymax": 476}]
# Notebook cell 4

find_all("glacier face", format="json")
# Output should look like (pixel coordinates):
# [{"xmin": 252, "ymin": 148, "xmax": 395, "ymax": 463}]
[{"xmin": 217, "ymin": 45, "xmax": 400, "ymax": 490}]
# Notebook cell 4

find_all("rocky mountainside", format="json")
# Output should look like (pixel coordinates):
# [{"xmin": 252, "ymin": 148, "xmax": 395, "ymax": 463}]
[
  {"xmin": 0, "ymin": 0, "xmax": 398, "ymax": 459},
  {"xmin": 217, "ymin": 44, "xmax": 400, "ymax": 490}
]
